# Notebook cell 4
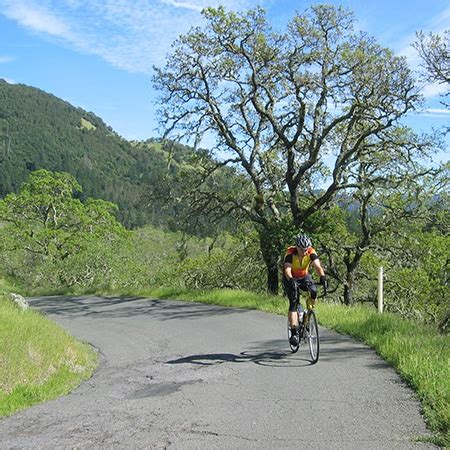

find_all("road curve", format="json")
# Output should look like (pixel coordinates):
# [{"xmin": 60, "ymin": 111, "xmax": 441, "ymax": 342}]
[{"xmin": 0, "ymin": 295, "xmax": 434, "ymax": 449}]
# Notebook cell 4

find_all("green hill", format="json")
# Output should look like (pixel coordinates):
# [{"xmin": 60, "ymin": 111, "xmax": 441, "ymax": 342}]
[{"xmin": 0, "ymin": 79, "xmax": 183, "ymax": 227}]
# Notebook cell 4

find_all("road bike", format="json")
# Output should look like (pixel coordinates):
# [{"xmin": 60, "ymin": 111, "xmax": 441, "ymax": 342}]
[{"xmin": 287, "ymin": 280, "xmax": 324, "ymax": 364}]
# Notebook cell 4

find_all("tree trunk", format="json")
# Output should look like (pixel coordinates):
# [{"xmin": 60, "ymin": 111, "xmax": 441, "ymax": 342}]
[
  {"xmin": 266, "ymin": 260, "xmax": 279, "ymax": 294},
  {"xmin": 343, "ymin": 250, "xmax": 363, "ymax": 305},
  {"xmin": 343, "ymin": 275, "xmax": 354, "ymax": 305},
  {"xmin": 259, "ymin": 228, "xmax": 280, "ymax": 295}
]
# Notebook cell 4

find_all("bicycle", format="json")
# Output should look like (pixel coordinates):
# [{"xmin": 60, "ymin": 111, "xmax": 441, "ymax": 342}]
[{"xmin": 287, "ymin": 280, "xmax": 324, "ymax": 364}]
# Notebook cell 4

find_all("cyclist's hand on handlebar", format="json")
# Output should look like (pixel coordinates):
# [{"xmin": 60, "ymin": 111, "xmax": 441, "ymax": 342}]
[{"xmin": 320, "ymin": 275, "xmax": 328, "ymax": 294}]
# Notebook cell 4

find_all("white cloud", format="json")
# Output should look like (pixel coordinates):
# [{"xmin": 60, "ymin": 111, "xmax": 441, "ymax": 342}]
[
  {"xmin": 1, "ymin": 1, "xmax": 73, "ymax": 38},
  {"xmin": 0, "ymin": 56, "xmax": 15, "ymax": 63},
  {"xmin": 425, "ymin": 108, "xmax": 450, "ymax": 115},
  {"xmin": 0, "ymin": 0, "xmax": 259, "ymax": 74},
  {"xmin": 411, "ymin": 107, "xmax": 450, "ymax": 118},
  {"xmin": 161, "ymin": 0, "xmax": 204, "ymax": 12},
  {"xmin": 0, "ymin": 77, "xmax": 16, "ymax": 83},
  {"xmin": 397, "ymin": 43, "xmax": 419, "ymax": 65},
  {"xmin": 422, "ymin": 83, "xmax": 449, "ymax": 100},
  {"xmin": 429, "ymin": 5, "xmax": 450, "ymax": 31}
]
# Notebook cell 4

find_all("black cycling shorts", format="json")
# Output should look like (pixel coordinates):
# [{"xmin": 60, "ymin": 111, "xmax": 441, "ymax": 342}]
[{"xmin": 283, "ymin": 274, "xmax": 317, "ymax": 312}]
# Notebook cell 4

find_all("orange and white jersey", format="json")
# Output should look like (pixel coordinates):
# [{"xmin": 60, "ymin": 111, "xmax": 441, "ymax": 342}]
[{"xmin": 284, "ymin": 246, "xmax": 318, "ymax": 278}]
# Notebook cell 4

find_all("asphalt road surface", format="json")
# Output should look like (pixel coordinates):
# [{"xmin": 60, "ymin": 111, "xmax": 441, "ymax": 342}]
[{"xmin": 0, "ymin": 295, "xmax": 435, "ymax": 449}]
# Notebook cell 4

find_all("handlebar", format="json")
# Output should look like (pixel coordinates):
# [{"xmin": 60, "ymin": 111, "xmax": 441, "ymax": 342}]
[
  {"xmin": 291, "ymin": 278, "xmax": 327, "ymax": 296},
  {"xmin": 291, "ymin": 279, "xmax": 321, "ymax": 287}
]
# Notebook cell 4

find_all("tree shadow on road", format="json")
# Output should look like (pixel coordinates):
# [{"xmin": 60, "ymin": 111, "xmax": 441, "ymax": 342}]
[{"xmin": 28, "ymin": 296, "xmax": 247, "ymax": 320}]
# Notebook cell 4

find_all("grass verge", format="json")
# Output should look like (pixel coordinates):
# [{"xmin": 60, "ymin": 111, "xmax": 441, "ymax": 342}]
[
  {"xmin": 136, "ymin": 286, "xmax": 449, "ymax": 447},
  {"xmin": 0, "ymin": 295, "xmax": 97, "ymax": 417}
]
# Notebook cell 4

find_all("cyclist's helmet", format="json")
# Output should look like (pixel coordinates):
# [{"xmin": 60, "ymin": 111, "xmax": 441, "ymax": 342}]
[{"xmin": 295, "ymin": 234, "xmax": 312, "ymax": 249}]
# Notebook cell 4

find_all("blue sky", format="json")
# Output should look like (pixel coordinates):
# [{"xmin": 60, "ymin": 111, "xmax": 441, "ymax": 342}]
[{"xmin": 0, "ymin": 0, "xmax": 449, "ymax": 158}]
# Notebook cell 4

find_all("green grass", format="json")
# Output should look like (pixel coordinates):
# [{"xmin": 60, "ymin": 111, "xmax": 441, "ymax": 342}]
[
  {"xmin": 0, "ymin": 296, "xmax": 97, "ymax": 417},
  {"xmin": 134, "ymin": 286, "xmax": 449, "ymax": 447},
  {"xmin": 0, "ymin": 275, "xmax": 21, "ymax": 296}
]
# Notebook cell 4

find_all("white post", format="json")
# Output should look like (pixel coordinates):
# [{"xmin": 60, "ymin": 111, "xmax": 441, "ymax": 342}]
[{"xmin": 378, "ymin": 266, "xmax": 384, "ymax": 313}]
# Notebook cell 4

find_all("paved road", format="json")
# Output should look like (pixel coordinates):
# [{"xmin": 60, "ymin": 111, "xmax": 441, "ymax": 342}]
[{"xmin": 0, "ymin": 296, "xmax": 434, "ymax": 449}]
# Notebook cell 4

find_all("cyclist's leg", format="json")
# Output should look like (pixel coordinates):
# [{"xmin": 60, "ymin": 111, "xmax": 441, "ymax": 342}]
[
  {"xmin": 283, "ymin": 277, "xmax": 299, "ymax": 330},
  {"xmin": 299, "ymin": 274, "xmax": 317, "ymax": 308},
  {"xmin": 295, "ymin": 275, "xmax": 311, "ymax": 312}
]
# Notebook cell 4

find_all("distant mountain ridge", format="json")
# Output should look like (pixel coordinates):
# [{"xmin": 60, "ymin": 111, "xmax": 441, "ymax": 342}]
[{"xmin": 0, "ymin": 79, "xmax": 181, "ymax": 227}]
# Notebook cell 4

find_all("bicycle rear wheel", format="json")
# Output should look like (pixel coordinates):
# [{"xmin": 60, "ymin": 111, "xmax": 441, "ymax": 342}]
[{"xmin": 306, "ymin": 310, "xmax": 319, "ymax": 364}]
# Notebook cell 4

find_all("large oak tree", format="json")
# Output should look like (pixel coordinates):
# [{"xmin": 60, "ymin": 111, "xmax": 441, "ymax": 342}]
[{"xmin": 154, "ymin": 5, "xmax": 425, "ymax": 293}]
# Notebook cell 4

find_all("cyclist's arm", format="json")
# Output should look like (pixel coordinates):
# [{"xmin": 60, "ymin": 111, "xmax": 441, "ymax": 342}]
[
  {"xmin": 284, "ymin": 254, "xmax": 294, "ymax": 280},
  {"xmin": 284, "ymin": 263, "xmax": 294, "ymax": 280},
  {"xmin": 311, "ymin": 258, "xmax": 325, "ymax": 278}
]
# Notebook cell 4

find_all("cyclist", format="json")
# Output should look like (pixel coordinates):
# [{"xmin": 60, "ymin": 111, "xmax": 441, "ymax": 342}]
[{"xmin": 283, "ymin": 234, "xmax": 328, "ymax": 346}]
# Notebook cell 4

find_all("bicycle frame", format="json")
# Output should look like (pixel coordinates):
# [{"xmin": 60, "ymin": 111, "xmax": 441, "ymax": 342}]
[
  {"xmin": 288, "ymin": 279, "xmax": 323, "ymax": 363},
  {"xmin": 305, "ymin": 291, "xmax": 315, "ymax": 310}
]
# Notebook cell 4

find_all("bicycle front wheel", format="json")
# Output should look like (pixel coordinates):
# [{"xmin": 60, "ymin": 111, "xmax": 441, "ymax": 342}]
[{"xmin": 306, "ymin": 310, "xmax": 319, "ymax": 364}]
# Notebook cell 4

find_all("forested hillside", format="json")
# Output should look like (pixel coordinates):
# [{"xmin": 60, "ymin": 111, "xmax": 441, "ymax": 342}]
[{"xmin": 0, "ymin": 79, "xmax": 194, "ymax": 227}]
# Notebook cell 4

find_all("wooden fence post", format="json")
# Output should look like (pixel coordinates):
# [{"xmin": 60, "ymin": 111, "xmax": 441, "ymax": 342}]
[{"xmin": 378, "ymin": 266, "xmax": 384, "ymax": 313}]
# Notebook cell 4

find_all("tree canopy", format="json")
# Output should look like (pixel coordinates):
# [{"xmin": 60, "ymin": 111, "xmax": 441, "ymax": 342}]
[
  {"xmin": 154, "ymin": 5, "xmax": 437, "ymax": 292},
  {"xmin": 0, "ymin": 169, "xmax": 125, "ymax": 288},
  {"xmin": 414, "ymin": 30, "xmax": 450, "ymax": 108}
]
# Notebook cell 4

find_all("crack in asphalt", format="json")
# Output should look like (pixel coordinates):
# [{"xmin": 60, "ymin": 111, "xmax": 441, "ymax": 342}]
[{"xmin": 129, "ymin": 380, "xmax": 203, "ymax": 399}]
